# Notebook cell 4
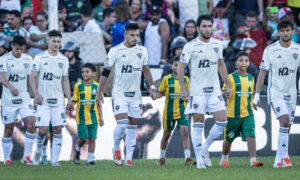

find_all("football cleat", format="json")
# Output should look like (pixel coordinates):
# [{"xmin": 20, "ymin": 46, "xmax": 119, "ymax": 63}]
[
  {"xmin": 250, "ymin": 160, "xmax": 264, "ymax": 167},
  {"xmin": 273, "ymin": 162, "xmax": 283, "ymax": 168},
  {"xmin": 4, "ymin": 160, "xmax": 12, "ymax": 165},
  {"xmin": 201, "ymin": 150, "xmax": 212, "ymax": 167},
  {"xmin": 51, "ymin": 162, "xmax": 61, "ymax": 166},
  {"xmin": 113, "ymin": 150, "xmax": 123, "ymax": 166},
  {"xmin": 41, "ymin": 155, "xmax": 48, "ymax": 165},
  {"xmin": 32, "ymin": 150, "xmax": 42, "ymax": 165},
  {"xmin": 219, "ymin": 160, "xmax": 229, "ymax": 167},
  {"xmin": 124, "ymin": 160, "xmax": 134, "ymax": 167},
  {"xmin": 73, "ymin": 148, "xmax": 80, "ymax": 165},
  {"xmin": 21, "ymin": 156, "xmax": 33, "ymax": 165},
  {"xmin": 282, "ymin": 158, "xmax": 292, "ymax": 168},
  {"xmin": 185, "ymin": 158, "xmax": 194, "ymax": 166},
  {"xmin": 86, "ymin": 161, "xmax": 95, "ymax": 166},
  {"xmin": 156, "ymin": 158, "xmax": 165, "ymax": 166}
]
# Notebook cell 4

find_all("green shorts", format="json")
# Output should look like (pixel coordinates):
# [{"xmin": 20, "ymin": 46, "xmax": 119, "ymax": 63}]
[
  {"xmin": 224, "ymin": 115, "xmax": 255, "ymax": 142},
  {"xmin": 163, "ymin": 115, "xmax": 189, "ymax": 131},
  {"xmin": 77, "ymin": 123, "xmax": 98, "ymax": 139}
]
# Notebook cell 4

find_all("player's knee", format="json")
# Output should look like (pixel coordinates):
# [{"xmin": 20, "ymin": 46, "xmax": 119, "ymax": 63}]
[
  {"xmin": 180, "ymin": 127, "xmax": 189, "ymax": 138},
  {"xmin": 4, "ymin": 126, "xmax": 14, "ymax": 137},
  {"xmin": 38, "ymin": 127, "xmax": 48, "ymax": 137},
  {"xmin": 26, "ymin": 123, "xmax": 36, "ymax": 134},
  {"xmin": 192, "ymin": 114, "xmax": 204, "ymax": 122},
  {"xmin": 52, "ymin": 126, "xmax": 62, "ymax": 134},
  {"xmin": 279, "ymin": 116, "xmax": 290, "ymax": 127},
  {"xmin": 88, "ymin": 138, "xmax": 96, "ymax": 143},
  {"xmin": 163, "ymin": 131, "xmax": 171, "ymax": 139}
]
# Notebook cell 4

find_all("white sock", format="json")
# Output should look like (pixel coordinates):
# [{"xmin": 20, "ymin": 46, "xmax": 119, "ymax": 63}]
[
  {"xmin": 222, "ymin": 154, "xmax": 228, "ymax": 161},
  {"xmin": 75, "ymin": 145, "xmax": 81, "ymax": 152},
  {"xmin": 42, "ymin": 145, "xmax": 47, "ymax": 156},
  {"xmin": 88, "ymin": 152, "xmax": 94, "ymax": 162},
  {"xmin": 125, "ymin": 125, "xmax": 137, "ymax": 161},
  {"xmin": 23, "ymin": 132, "xmax": 35, "ymax": 158},
  {"xmin": 184, "ymin": 149, "xmax": 190, "ymax": 160},
  {"xmin": 36, "ymin": 135, "xmax": 45, "ymax": 153},
  {"xmin": 160, "ymin": 149, "xmax": 166, "ymax": 159},
  {"xmin": 191, "ymin": 122, "xmax": 203, "ymax": 164},
  {"xmin": 51, "ymin": 134, "xmax": 62, "ymax": 164},
  {"xmin": 113, "ymin": 119, "xmax": 128, "ymax": 151},
  {"xmin": 202, "ymin": 121, "xmax": 227, "ymax": 151},
  {"xmin": 279, "ymin": 127, "xmax": 289, "ymax": 159},
  {"xmin": 2, "ymin": 137, "xmax": 12, "ymax": 161}
]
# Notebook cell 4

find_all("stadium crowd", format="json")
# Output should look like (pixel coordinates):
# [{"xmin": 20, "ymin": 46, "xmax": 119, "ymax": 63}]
[{"xmin": 0, "ymin": 0, "xmax": 299, "ymax": 168}]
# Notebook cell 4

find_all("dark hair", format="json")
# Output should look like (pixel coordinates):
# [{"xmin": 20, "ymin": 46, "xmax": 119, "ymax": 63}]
[
  {"xmin": 235, "ymin": 51, "xmax": 250, "ymax": 61},
  {"xmin": 183, "ymin": 19, "xmax": 197, "ymax": 39},
  {"xmin": 82, "ymin": 63, "xmax": 97, "ymax": 72},
  {"xmin": 12, "ymin": 36, "xmax": 26, "ymax": 46},
  {"xmin": 0, "ymin": 9, "xmax": 9, "ymax": 19},
  {"xmin": 171, "ymin": 56, "xmax": 180, "ymax": 63},
  {"xmin": 246, "ymin": 11, "xmax": 257, "ymax": 19},
  {"xmin": 36, "ymin": 12, "xmax": 48, "ymax": 20},
  {"xmin": 48, "ymin": 30, "xmax": 62, "ymax": 38},
  {"xmin": 22, "ymin": 16, "xmax": 33, "ymax": 24},
  {"xmin": 8, "ymin": 10, "xmax": 21, "ymax": 18},
  {"xmin": 129, "ymin": 0, "xmax": 142, "ymax": 6},
  {"xmin": 277, "ymin": 20, "xmax": 294, "ymax": 31},
  {"xmin": 114, "ymin": 0, "xmax": 131, "ymax": 23},
  {"xmin": 196, "ymin": 15, "xmax": 213, "ymax": 27},
  {"xmin": 125, "ymin": 23, "xmax": 139, "ymax": 31},
  {"xmin": 58, "ymin": 4, "xmax": 66, "ymax": 13},
  {"xmin": 103, "ymin": 8, "xmax": 114, "ymax": 19},
  {"xmin": 80, "ymin": 4, "xmax": 93, "ymax": 17}
]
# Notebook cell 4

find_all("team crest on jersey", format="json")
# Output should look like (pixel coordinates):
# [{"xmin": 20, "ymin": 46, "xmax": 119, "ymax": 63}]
[
  {"xmin": 61, "ymin": 113, "xmax": 66, "ymax": 119},
  {"xmin": 213, "ymin": 47, "xmax": 219, "ymax": 54},
  {"xmin": 293, "ymin": 53, "xmax": 298, "ymax": 60},
  {"xmin": 228, "ymin": 132, "xmax": 235, "ymax": 138},
  {"xmin": 92, "ymin": 89, "xmax": 97, "ymax": 96},
  {"xmin": 23, "ymin": 63, "xmax": 29, "ymax": 69},
  {"xmin": 58, "ymin": 63, "xmax": 63, "ymax": 69},
  {"xmin": 136, "ymin": 53, "xmax": 142, "ymax": 59},
  {"xmin": 248, "ymin": 81, "xmax": 252, "ymax": 88},
  {"xmin": 37, "ymin": 117, "xmax": 41, "ymax": 122},
  {"xmin": 0, "ymin": 64, "xmax": 3, "ymax": 70},
  {"xmin": 3, "ymin": 116, "xmax": 7, "ymax": 121},
  {"xmin": 193, "ymin": 104, "xmax": 199, "ymax": 109},
  {"xmin": 139, "ymin": 104, "xmax": 143, "ymax": 109},
  {"xmin": 115, "ymin": 105, "xmax": 120, "ymax": 111},
  {"xmin": 276, "ymin": 107, "xmax": 280, "ymax": 113}
]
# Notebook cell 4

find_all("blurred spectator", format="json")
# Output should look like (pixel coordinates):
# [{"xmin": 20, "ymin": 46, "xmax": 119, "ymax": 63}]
[
  {"xmin": 130, "ymin": 0, "xmax": 146, "ymax": 21},
  {"xmin": 183, "ymin": 19, "xmax": 197, "ymax": 41},
  {"xmin": 145, "ymin": 0, "xmax": 172, "ymax": 27},
  {"xmin": 0, "ymin": 9, "xmax": 9, "ymax": 24},
  {"xmin": 0, "ymin": 36, "xmax": 8, "ymax": 56},
  {"xmin": 58, "ymin": 19, "xmax": 65, "ymax": 33},
  {"xmin": 62, "ymin": 41, "xmax": 82, "ymax": 92},
  {"xmin": 265, "ymin": 0, "xmax": 286, "ymax": 9},
  {"xmin": 28, "ymin": 12, "xmax": 48, "ymax": 56},
  {"xmin": 20, "ymin": 0, "xmax": 32, "ymax": 20},
  {"xmin": 198, "ymin": 0, "xmax": 214, "ymax": 15},
  {"xmin": 0, "ymin": 0, "xmax": 20, "ymax": 11},
  {"xmin": 93, "ymin": 0, "xmax": 112, "ymax": 22},
  {"xmin": 31, "ymin": 0, "xmax": 43, "ymax": 24},
  {"xmin": 277, "ymin": 7, "xmax": 300, "ymax": 42},
  {"xmin": 59, "ymin": 0, "xmax": 91, "ymax": 30},
  {"xmin": 237, "ymin": 11, "xmax": 267, "ymax": 67},
  {"xmin": 287, "ymin": 0, "xmax": 300, "ymax": 25},
  {"xmin": 98, "ymin": 8, "xmax": 116, "ymax": 50},
  {"xmin": 58, "ymin": 5, "xmax": 75, "ymax": 32},
  {"xmin": 213, "ymin": 0, "xmax": 232, "ymax": 18},
  {"xmin": 2, "ymin": 10, "xmax": 29, "ymax": 42},
  {"xmin": 80, "ymin": 4, "xmax": 103, "ymax": 35},
  {"xmin": 112, "ymin": 0, "xmax": 131, "ymax": 46},
  {"xmin": 22, "ymin": 16, "xmax": 33, "ymax": 32},
  {"xmin": 144, "ymin": 5, "xmax": 170, "ymax": 66}
]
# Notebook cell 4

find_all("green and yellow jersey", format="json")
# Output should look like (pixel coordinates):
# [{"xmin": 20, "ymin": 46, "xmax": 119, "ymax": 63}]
[
  {"xmin": 159, "ymin": 74, "xmax": 189, "ymax": 121},
  {"xmin": 224, "ymin": 72, "xmax": 254, "ymax": 118},
  {"xmin": 72, "ymin": 81, "xmax": 102, "ymax": 125}
]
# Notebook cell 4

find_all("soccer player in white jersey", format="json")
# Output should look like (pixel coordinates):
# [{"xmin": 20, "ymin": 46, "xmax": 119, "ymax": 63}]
[
  {"xmin": 30, "ymin": 30, "xmax": 73, "ymax": 166},
  {"xmin": 177, "ymin": 15, "xmax": 232, "ymax": 169},
  {"xmin": 253, "ymin": 21, "xmax": 300, "ymax": 168},
  {"xmin": 96, "ymin": 23, "xmax": 156, "ymax": 167},
  {"xmin": 0, "ymin": 36, "xmax": 36, "ymax": 165}
]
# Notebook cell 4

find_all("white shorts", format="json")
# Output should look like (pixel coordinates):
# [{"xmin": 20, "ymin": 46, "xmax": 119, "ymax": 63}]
[
  {"xmin": 112, "ymin": 99, "xmax": 143, "ymax": 118},
  {"xmin": 270, "ymin": 100, "xmax": 296, "ymax": 124},
  {"xmin": 1, "ymin": 102, "xmax": 35, "ymax": 124},
  {"xmin": 36, "ymin": 105, "xmax": 66, "ymax": 127},
  {"xmin": 185, "ymin": 95, "xmax": 226, "ymax": 115}
]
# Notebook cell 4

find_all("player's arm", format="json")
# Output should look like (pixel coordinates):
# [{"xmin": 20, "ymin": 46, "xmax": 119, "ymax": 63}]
[
  {"xmin": 30, "ymin": 33, "xmax": 48, "ymax": 42},
  {"xmin": 218, "ymin": 60, "xmax": 231, "ymax": 97},
  {"xmin": 177, "ymin": 62, "xmax": 188, "ymax": 101},
  {"xmin": 143, "ymin": 65, "xmax": 157, "ymax": 100},
  {"xmin": 62, "ymin": 77, "xmax": 73, "ymax": 110},
  {"xmin": 0, "ymin": 72, "xmax": 18, "ymax": 96},
  {"xmin": 253, "ymin": 69, "xmax": 267, "ymax": 110},
  {"xmin": 97, "ymin": 67, "xmax": 111, "ymax": 105},
  {"xmin": 159, "ymin": 21, "xmax": 170, "ymax": 63},
  {"xmin": 30, "ymin": 71, "xmax": 44, "ymax": 105},
  {"xmin": 97, "ymin": 100, "xmax": 104, "ymax": 127}
]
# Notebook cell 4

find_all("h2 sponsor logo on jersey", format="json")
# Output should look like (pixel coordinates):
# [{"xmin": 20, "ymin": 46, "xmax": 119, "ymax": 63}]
[
  {"xmin": 8, "ymin": 74, "xmax": 26, "ymax": 82},
  {"xmin": 42, "ymin": 73, "xmax": 61, "ymax": 80},
  {"xmin": 278, "ymin": 67, "xmax": 294, "ymax": 76},
  {"xmin": 198, "ymin": 59, "xmax": 217, "ymax": 68},
  {"xmin": 121, "ymin": 65, "xmax": 142, "ymax": 73}
]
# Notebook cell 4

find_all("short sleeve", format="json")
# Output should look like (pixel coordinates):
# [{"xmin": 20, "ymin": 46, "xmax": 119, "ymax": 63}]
[
  {"xmin": 104, "ymin": 48, "xmax": 115, "ymax": 68},
  {"xmin": 62, "ymin": 58, "xmax": 69, "ymax": 77},
  {"xmin": 251, "ymin": 78, "xmax": 255, "ymax": 94},
  {"xmin": 0, "ymin": 57, "xmax": 7, "ymax": 73},
  {"xmin": 29, "ymin": 26, "xmax": 38, "ymax": 35},
  {"xmin": 72, "ymin": 84, "xmax": 79, "ymax": 102},
  {"xmin": 158, "ymin": 76, "xmax": 167, "ymax": 93},
  {"xmin": 32, "ymin": 55, "xmax": 41, "ymax": 72},
  {"xmin": 218, "ymin": 42, "xmax": 223, "ymax": 61},
  {"xmin": 27, "ymin": 56, "xmax": 33, "ymax": 75},
  {"xmin": 142, "ymin": 48, "xmax": 149, "ymax": 66},
  {"xmin": 259, "ymin": 48, "xmax": 270, "ymax": 71},
  {"xmin": 180, "ymin": 44, "xmax": 191, "ymax": 64}
]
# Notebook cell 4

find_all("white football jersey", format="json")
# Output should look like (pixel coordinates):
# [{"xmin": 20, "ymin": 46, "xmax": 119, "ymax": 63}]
[
  {"xmin": 32, "ymin": 51, "xmax": 69, "ymax": 106},
  {"xmin": 0, "ymin": 52, "xmax": 32, "ymax": 106},
  {"xmin": 260, "ymin": 41, "xmax": 300, "ymax": 104},
  {"xmin": 105, "ymin": 43, "xmax": 148, "ymax": 100},
  {"xmin": 180, "ymin": 37, "xmax": 223, "ymax": 96}
]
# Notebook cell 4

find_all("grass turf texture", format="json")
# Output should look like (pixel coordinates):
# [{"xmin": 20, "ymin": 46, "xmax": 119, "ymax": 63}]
[{"xmin": 1, "ymin": 157, "xmax": 299, "ymax": 180}]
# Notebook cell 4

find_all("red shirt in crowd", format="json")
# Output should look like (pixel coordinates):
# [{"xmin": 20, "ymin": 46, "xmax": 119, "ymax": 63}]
[
  {"xmin": 31, "ymin": 0, "xmax": 43, "ymax": 24},
  {"xmin": 237, "ymin": 26, "xmax": 268, "ymax": 67}
]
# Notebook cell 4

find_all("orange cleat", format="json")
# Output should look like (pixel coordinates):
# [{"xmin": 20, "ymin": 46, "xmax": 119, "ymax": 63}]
[
  {"xmin": 219, "ymin": 160, "xmax": 229, "ymax": 167},
  {"xmin": 282, "ymin": 158, "xmax": 292, "ymax": 168},
  {"xmin": 124, "ymin": 160, "xmax": 134, "ymax": 167},
  {"xmin": 4, "ymin": 160, "xmax": 12, "ymax": 165}
]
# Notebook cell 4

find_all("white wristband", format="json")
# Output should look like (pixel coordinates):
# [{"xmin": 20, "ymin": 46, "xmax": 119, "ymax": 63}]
[
  {"xmin": 150, "ymin": 85, "xmax": 156, "ymax": 90},
  {"xmin": 253, "ymin": 93, "xmax": 260, "ymax": 105}
]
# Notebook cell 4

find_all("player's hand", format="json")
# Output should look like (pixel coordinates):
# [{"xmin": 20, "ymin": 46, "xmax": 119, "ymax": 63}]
[
  {"xmin": 100, "ymin": 119, "xmax": 104, "ymax": 127},
  {"xmin": 150, "ymin": 89, "xmax": 157, "ymax": 100},
  {"xmin": 223, "ymin": 86, "xmax": 232, "ymax": 98},
  {"xmin": 180, "ymin": 88, "xmax": 189, "ymax": 102},
  {"xmin": 9, "ymin": 86, "xmax": 18, "ymax": 96},
  {"xmin": 253, "ymin": 93, "xmax": 260, "ymax": 111},
  {"xmin": 34, "ymin": 91, "xmax": 43, "ymax": 105},
  {"xmin": 67, "ymin": 101, "xmax": 74, "ymax": 111},
  {"xmin": 96, "ymin": 92, "xmax": 104, "ymax": 106}
]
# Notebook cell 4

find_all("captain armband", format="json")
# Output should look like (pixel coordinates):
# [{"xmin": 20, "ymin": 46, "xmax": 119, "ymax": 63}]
[{"xmin": 101, "ymin": 68, "xmax": 111, "ymax": 78}]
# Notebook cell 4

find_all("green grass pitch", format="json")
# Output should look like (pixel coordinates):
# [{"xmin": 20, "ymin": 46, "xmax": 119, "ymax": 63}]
[{"xmin": 1, "ymin": 157, "xmax": 299, "ymax": 180}]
